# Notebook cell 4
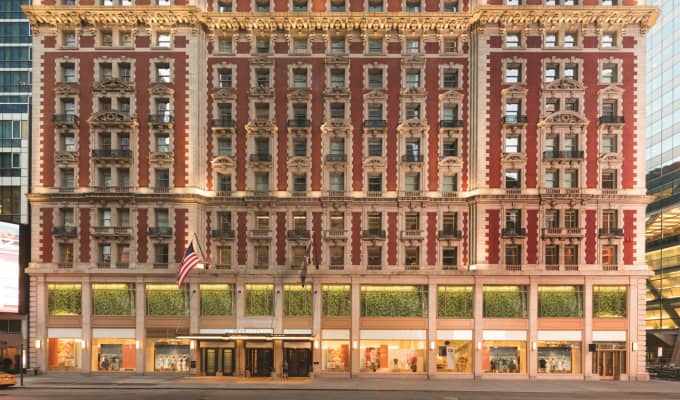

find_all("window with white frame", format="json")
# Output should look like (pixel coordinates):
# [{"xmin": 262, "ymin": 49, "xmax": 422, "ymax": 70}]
[
  {"xmin": 564, "ymin": 63, "xmax": 578, "ymax": 80},
  {"xmin": 330, "ymin": 36, "xmax": 346, "ymax": 54},
  {"xmin": 601, "ymin": 63, "xmax": 618, "ymax": 84},
  {"xmin": 292, "ymin": 37, "xmax": 309, "ymax": 54},
  {"xmin": 545, "ymin": 32, "xmax": 557, "ymax": 48},
  {"xmin": 601, "ymin": 32, "xmax": 616, "ymax": 48},
  {"xmin": 218, "ymin": 68, "xmax": 233, "ymax": 88},
  {"xmin": 255, "ymin": 0, "xmax": 270, "ymax": 11},
  {"xmin": 405, "ymin": 0, "xmax": 421, "ymax": 11},
  {"xmin": 601, "ymin": 135, "xmax": 617, "ymax": 154},
  {"xmin": 404, "ymin": 173, "xmax": 420, "ymax": 191},
  {"xmin": 218, "ymin": 36, "xmax": 233, "ymax": 53},
  {"xmin": 62, "ymin": 31, "xmax": 77, "ymax": 48},
  {"xmin": 405, "ymin": 38, "xmax": 420, "ymax": 54},
  {"xmin": 218, "ymin": 0, "xmax": 233, "ymax": 11},
  {"xmin": 442, "ymin": 37, "xmax": 458, "ymax": 53},
  {"xmin": 442, "ymin": 175, "xmax": 458, "ymax": 192},
  {"xmin": 368, "ymin": 0, "xmax": 384, "ymax": 11},
  {"xmin": 62, "ymin": 62, "xmax": 76, "ymax": 83},
  {"xmin": 442, "ymin": 68, "xmax": 459, "ymax": 88},
  {"xmin": 330, "ymin": 68, "xmax": 345, "ymax": 88},
  {"xmin": 156, "ymin": 32, "xmax": 171, "ymax": 48},
  {"xmin": 405, "ymin": 69, "xmax": 421, "ymax": 88},
  {"xmin": 504, "ymin": 135, "xmax": 521, "ymax": 153},
  {"xmin": 602, "ymin": 170, "xmax": 617, "ymax": 189},
  {"xmin": 330, "ymin": 0, "xmax": 346, "ymax": 11},
  {"xmin": 156, "ymin": 62, "xmax": 171, "ymax": 83},
  {"xmin": 442, "ymin": 0, "xmax": 458, "ymax": 11},
  {"xmin": 505, "ymin": 170, "xmax": 521, "ymax": 189},
  {"xmin": 329, "ymin": 102, "xmax": 345, "ymax": 119},
  {"xmin": 368, "ymin": 68, "xmax": 384, "ymax": 88},
  {"xmin": 217, "ymin": 137, "xmax": 233, "ymax": 156},
  {"xmin": 545, "ymin": 63, "xmax": 559, "ymax": 82},
  {"xmin": 564, "ymin": 169, "xmax": 578, "ymax": 188},
  {"xmin": 564, "ymin": 32, "xmax": 577, "ymax": 48},
  {"xmin": 256, "ymin": 36, "xmax": 270, "ymax": 54},
  {"xmin": 293, "ymin": 174, "xmax": 307, "ymax": 193},
  {"xmin": 405, "ymin": 103, "xmax": 421, "ymax": 119},
  {"xmin": 292, "ymin": 68, "xmax": 308, "ymax": 88},
  {"xmin": 329, "ymin": 173, "xmax": 345, "ymax": 192},
  {"xmin": 367, "ymin": 138, "xmax": 383, "ymax": 156},
  {"xmin": 292, "ymin": 138, "xmax": 307, "ymax": 156},
  {"xmin": 505, "ymin": 33, "xmax": 520, "ymax": 48},
  {"xmin": 367, "ymin": 37, "xmax": 383, "ymax": 54},
  {"xmin": 441, "ymin": 138, "xmax": 458, "ymax": 157},
  {"xmin": 367, "ymin": 103, "xmax": 384, "ymax": 120},
  {"xmin": 367, "ymin": 174, "xmax": 382, "ymax": 191},
  {"xmin": 505, "ymin": 63, "xmax": 521, "ymax": 83}
]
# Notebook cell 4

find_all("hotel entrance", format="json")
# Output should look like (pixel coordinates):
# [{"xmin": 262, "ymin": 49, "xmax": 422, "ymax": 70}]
[
  {"xmin": 283, "ymin": 341, "xmax": 312, "ymax": 377},
  {"xmin": 200, "ymin": 343, "xmax": 235, "ymax": 376},
  {"xmin": 245, "ymin": 342, "xmax": 273, "ymax": 377},
  {"xmin": 593, "ymin": 343, "xmax": 626, "ymax": 380}
]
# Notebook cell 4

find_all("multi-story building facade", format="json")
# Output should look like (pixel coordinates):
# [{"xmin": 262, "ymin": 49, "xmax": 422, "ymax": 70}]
[
  {"xmin": 644, "ymin": 0, "xmax": 680, "ymax": 366},
  {"xmin": 24, "ymin": 0, "xmax": 656, "ymax": 380}
]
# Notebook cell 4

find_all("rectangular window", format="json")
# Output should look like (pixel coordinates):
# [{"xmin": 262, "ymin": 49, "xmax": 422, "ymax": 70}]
[
  {"xmin": 505, "ymin": 64, "xmax": 521, "ymax": 83},
  {"xmin": 441, "ymin": 139, "xmax": 458, "ymax": 157},
  {"xmin": 62, "ymin": 63, "xmax": 76, "ymax": 83},
  {"xmin": 504, "ymin": 135, "xmax": 521, "ymax": 153},
  {"xmin": 405, "ymin": 103, "xmax": 421, "ymax": 119},
  {"xmin": 330, "ymin": 0, "xmax": 346, "ymax": 10},
  {"xmin": 62, "ymin": 168, "xmax": 75, "ymax": 188},
  {"xmin": 544, "ymin": 33, "xmax": 557, "ymax": 48},
  {"xmin": 601, "ymin": 135, "xmax": 617, "ymax": 154},
  {"xmin": 367, "ymin": 103, "xmax": 383, "ymax": 121},
  {"xmin": 218, "ymin": 69, "xmax": 232, "ymax": 88},
  {"xmin": 330, "ymin": 68, "xmax": 345, "ymax": 88},
  {"xmin": 545, "ymin": 63, "xmax": 559, "ymax": 82},
  {"xmin": 292, "ymin": 138, "xmax": 307, "ymax": 157},
  {"xmin": 293, "ymin": 68, "xmax": 308, "ymax": 88},
  {"xmin": 506, "ymin": 33, "xmax": 520, "ymax": 48},
  {"xmin": 405, "ymin": 69, "xmax": 421, "ymax": 88},
  {"xmin": 544, "ymin": 245, "xmax": 559, "ymax": 266},
  {"xmin": 217, "ymin": 174, "xmax": 231, "ymax": 191},
  {"xmin": 404, "ymin": 173, "xmax": 420, "ymax": 191},
  {"xmin": 329, "ymin": 246, "xmax": 345, "ymax": 267},
  {"xmin": 255, "ymin": 0, "xmax": 270, "ymax": 11},
  {"xmin": 254, "ymin": 247, "xmax": 269, "ymax": 267},
  {"xmin": 483, "ymin": 286, "xmax": 527, "ymax": 318},
  {"xmin": 329, "ymin": 173, "xmax": 345, "ymax": 192},
  {"xmin": 545, "ymin": 169, "xmax": 558, "ymax": 188},
  {"xmin": 292, "ymin": 37, "xmax": 308, "ymax": 54},
  {"xmin": 245, "ymin": 284, "xmax": 273, "ymax": 316},
  {"xmin": 217, "ymin": 138, "xmax": 233, "ymax": 156},
  {"xmin": 155, "ymin": 169, "xmax": 170, "ymax": 188},
  {"xmin": 255, "ymin": 172, "xmax": 269, "ymax": 191},
  {"xmin": 367, "ymin": 38, "xmax": 383, "ymax": 53},
  {"xmin": 329, "ymin": 103, "xmax": 345, "ymax": 119},
  {"xmin": 602, "ymin": 170, "xmax": 617, "ymax": 189},
  {"xmin": 255, "ymin": 212, "xmax": 270, "ymax": 230},
  {"xmin": 367, "ymin": 69, "xmax": 383, "ymax": 89},
  {"xmin": 442, "ymin": 38, "xmax": 458, "ymax": 53},
  {"xmin": 564, "ymin": 209, "xmax": 579, "ymax": 229},
  {"xmin": 218, "ymin": 37, "xmax": 233, "ymax": 53},
  {"xmin": 601, "ymin": 33, "xmax": 615, "ymax": 48},
  {"xmin": 442, "ymin": 69, "xmax": 459, "ymax": 88},
  {"xmin": 564, "ymin": 169, "xmax": 578, "ymax": 188},
  {"xmin": 405, "ymin": 0, "xmax": 421, "ymax": 11},
  {"xmin": 367, "ymin": 175, "xmax": 382, "ymax": 192},
  {"xmin": 367, "ymin": 247, "xmax": 382, "ymax": 267},
  {"xmin": 292, "ymin": 0, "xmax": 308, "ymax": 11},
  {"xmin": 564, "ymin": 244, "xmax": 578, "ymax": 265},
  {"xmin": 601, "ymin": 64, "xmax": 617, "ymax": 84},
  {"xmin": 442, "ymin": 0, "xmax": 458, "ymax": 11},
  {"xmin": 367, "ymin": 212, "xmax": 382, "ymax": 230},
  {"xmin": 367, "ymin": 138, "xmax": 383, "ymax": 157},
  {"xmin": 48, "ymin": 284, "xmax": 82, "ymax": 315},
  {"xmin": 505, "ymin": 244, "xmax": 522, "ymax": 266},
  {"xmin": 593, "ymin": 286, "xmax": 626, "ymax": 318},
  {"xmin": 154, "ymin": 243, "xmax": 169, "ymax": 264},
  {"xmin": 156, "ymin": 33, "xmax": 171, "ymax": 48},
  {"xmin": 505, "ymin": 170, "xmax": 520, "ymax": 189},
  {"xmin": 367, "ymin": 0, "xmax": 383, "ymax": 11},
  {"xmin": 63, "ymin": 31, "xmax": 77, "ymax": 48},
  {"xmin": 442, "ymin": 175, "xmax": 458, "ymax": 192},
  {"xmin": 256, "ymin": 37, "xmax": 270, "ymax": 54},
  {"xmin": 404, "ymin": 246, "xmax": 419, "ymax": 266},
  {"xmin": 538, "ymin": 286, "xmax": 583, "ymax": 318},
  {"xmin": 602, "ymin": 209, "xmax": 618, "ymax": 231},
  {"xmin": 330, "ymin": 37, "xmax": 346, "ymax": 54},
  {"xmin": 293, "ymin": 174, "xmax": 307, "ymax": 193},
  {"xmin": 405, "ymin": 38, "xmax": 420, "ymax": 54},
  {"xmin": 564, "ymin": 64, "xmax": 578, "ymax": 80},
  {"xmin": 442, "ymin": 247, "xmax": 458, "ymax": 267},
  {"xmin": 218, "ymin": 0, "xmax": 233, "ymax": 11},
  {"xmin": 564, "ymin": 32, "xmax": 576, "ymax": 47}
]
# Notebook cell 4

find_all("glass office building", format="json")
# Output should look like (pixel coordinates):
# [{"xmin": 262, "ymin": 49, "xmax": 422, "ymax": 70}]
[{"xmin": 645, "ymin": 0, "xmax": 680, "ymax": 367}]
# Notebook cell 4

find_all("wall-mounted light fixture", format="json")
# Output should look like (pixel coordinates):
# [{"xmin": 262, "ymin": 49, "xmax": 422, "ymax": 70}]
[
  {"xmin": 190, "ymin": 340, "xmax": 196, "ymax": 350},
  {"xmin": 476, "ymin": 341, "xmax": 482, "ymax": 350},
  {"xmin": 35, "ymin": 339, "xmax": 41, "ymax": 349},
  {"xmin": 632, "ymin": 342, "xmax": 638, "ymax": 352},
  {"xmin": 81, "ymin": 340, "xmax": 87, "ymax": 350},
  {"xmin": 430, "ymin": 341, "xmax": 436, "ymax": 350},
  {"xmin": 135, "ymin": 340, "xmax": 141, "ymax": 350},
  {"xmin": 352, "ymin": 340, "xmax": 358, "ymax": 350}
]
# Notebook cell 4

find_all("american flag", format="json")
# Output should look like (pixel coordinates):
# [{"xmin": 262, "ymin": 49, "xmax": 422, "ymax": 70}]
[
  {"xmin": 176, "ymin": 242, "xmax": 201, "ymax": 287},
  {"xmin": 300, "ymin": 238, "xmax": 313, "ymax": 287}
]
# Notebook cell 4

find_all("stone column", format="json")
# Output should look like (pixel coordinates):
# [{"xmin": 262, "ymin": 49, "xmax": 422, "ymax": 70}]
[
  {"xmin": 189, "ymin": 282, "xmax": 200, "ymax": 374},
  {"xmin": 473, "ymin": 278, "xmax": 483, "ymax": 378},
  {"xmin": 584, "ymin": 277, "xmax": 594, "ymax": 380},
  {"xmin": 273, "ymin": 282, "xmax": 283, "ymax": 377},
  {"xmin": 528, "ymin": 280, "xmax": 538, "ymax": 378},
  {"xmin": 36, "ymin": 275, "xmax": 47, "ymax": 374},
  {"xmin": 427, "ymin": 281, "xmax": 437, "ymax": 376},
  {"xmin": 312, "ymin": 280, "xmax": 322, "ymax": 376},
  {"xmin": 350, "ymin": 281, "xmax": 360, "ymax": 376},
  {"xmin": 235, "ymin": 280, "xmax": 245, "ymax": 328},
  {"xmin": 81, "ymin": 278, "xmax": 92, "ymax": 373},
  {"xmin": 135, "ymin": 278, "xmax": 145, "ymax": 374}
]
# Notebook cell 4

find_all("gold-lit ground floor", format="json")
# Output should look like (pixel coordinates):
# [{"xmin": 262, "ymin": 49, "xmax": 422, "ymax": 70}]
[{"xmin": 28, "ymin": 273, "xmax": 650, "ymax": 380}]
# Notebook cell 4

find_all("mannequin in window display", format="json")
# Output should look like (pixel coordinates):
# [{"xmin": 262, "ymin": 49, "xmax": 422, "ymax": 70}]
[{"xmin": 445, "ymin": 341, "xmax": 456, "ymax": 370}]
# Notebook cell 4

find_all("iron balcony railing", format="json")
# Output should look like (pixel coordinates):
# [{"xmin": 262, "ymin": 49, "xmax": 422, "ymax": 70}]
[
  {"xmin": 91, "ymin": 149, "xmax": 133, "ymax": 158},
  {"xmin": 599, "ymin": 115, "xmax": 625, "ymax": 124},
  {"xmin": 363, "ymin": 119, "xmax": 387, "ymax": 128},
  {"xmin": 148, "ymin": 227, "xmax": 173, "ymax": 237},
  {"xmin": 501, "ymin": 227, "xmax": 527, "ymax": 237},
  {"xmin": 542, "ymin": 150, "xmax": 584, "ymax": 159},
  {"xmin": 502, "ymin": 115, "xmax": 528, "ymax": 124},
  {"xmin": 439, "ymin": 119, "xmax": 464, "ymax": 128}
]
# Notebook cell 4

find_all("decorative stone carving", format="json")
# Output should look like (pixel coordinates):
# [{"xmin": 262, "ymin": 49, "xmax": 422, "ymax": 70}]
[
  {"xmin": 211, "ymin": 156, "xmax": 235, "ymax": 172},
  {"xmin": 438, "ymin": 156, "xmax": 463, "ymax": 169},
  {"xmin": 149, "ymin": 151, "xmax": 174, "ymax": 166},
  {"xmin": 364, "ymin": 90, "xmax": 387, "ymax": 102},
  {"xmin": 363, "ymin": 156, "xmax": 385, "ymax": 171},
  {"xmin": 55, "ymin": 83, "xmax": 78, "ymax": 96},
  {"xmin": 543, "ymin": 78, "xmax": 584, "ymax": 91},
  {"xmin": 439, "ymin": 90, "xmax": 464, "ymax": 102},
  {"xmin": 397, "ymin": 118, "xmax": 428, "ymax": 136},
  {"xmin": 287, "ymin": 89, "xmax": 312, "ymax": 101},
  {"xmin": 92, "ymin": 78, "xmax": 134, "ymax": 93},
  {"xmin": 149, "ymin": 84, "xmax": 174, "ymax": 97},
  {"xmin": 55, "ymin": 151, "xmax": 78, "ymax": 165},
  {"xmin": 320, "ymin": 120, "xmax": 352, "ymax": 136},
  {"xmin": 540, "ymin": 111, "xmax": 587, "ymax": 126},
  {"xmin": 245, "ymin": 120, "xmax": 277, "ymax": 136},
  {"xmin": 89, "ymin": 111, "xmax": 136, "ymax": 127},
  {"xmin": 212, "ymin": 88, "xmax": 236, "ymax": 102},
  {"xmin": 323, "ymin": 87, "xmax": 350, "ymax": 98},
  {"xmin": 287, "ymin": 156, "xmax": 311, "ymax": 169}
]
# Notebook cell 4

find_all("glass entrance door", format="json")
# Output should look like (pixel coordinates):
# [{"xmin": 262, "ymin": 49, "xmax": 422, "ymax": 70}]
[
  {"xmin": 246, "ymin": 348, "xmax": 273, "ymax": 377},
  {"xmin": 596, "ymin": 350, "xmax": 624, "ymax": 380},
  {"xmin": 284, "ymin": 348, "xmax": 311, "ymax": 377},
  {"xmin": 205, "ymin": 348, "xmax": 217, "ymax": 376},
  {"xmin": 222, "ymin": 348, "xmax": 234, "ymax": 376}
]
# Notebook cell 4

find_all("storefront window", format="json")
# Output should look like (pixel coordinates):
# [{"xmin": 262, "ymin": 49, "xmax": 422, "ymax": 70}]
[
  {"xmin": 593, "ymin": 286, "xmax": 627, "ymax": 318},
  {"xmin": 360, "ymin": 285, "xmax": 427, "ymax": 317},
  {"xmin": 435, "ymin": 340, "xmax": 472, "ymax": 373},
  {"xmin": 47, "ymin": 338, "xmax": 83, "ymax": 371},
  {"xmin": 321, "ymin": 340, "xmax": 350, "ymax": 372},
  {"xmin": 537, "ymin": 341, "xmax": 581, "ymax": 374},
  {"xmin": 146, "ymin": 284, "xmax": 188, "ymax": 316},
  {"xmin": 93, "ymin": 338, "xmax": 136, "ymax": 372},
  {"xmin": 322, "ymin": 285, "xmax": 351, "ymax": 317},
  {"xmin": 437, "ymin": 286, "xmax": 473, "ymax": 318},
  {"xmin": 481, "ymin": 341, "xmax": 526, "ymax": 373},
  {"xmin": 92, "ymin": 283, "xmax": 135, "ymax": 316},
  {"xmin": 245, "ymin": 284, "xmax": 273, "ymax": 316},
  {"xmin": 538, "ymin": 285, "xmax": 583, "ymax": 318},
  {"xmin": 147, "ymin": 340, "xmax": 191, "ymax": 372},
  {"xmin": 483, "ymin": 286, "xmax": 527, "ymax": 318},
  {"xmin": 200, "ymin": 284, "xmax": 233, "ymax": 316},
  {"xmin": 360, "ymin": 340, "xmax": 426, "ymax": 373},
  {"xmin": 48, "ymin": 283, "xmax": 81, "ymax": 315},
  {"xmin": 283, "ymin": 284, "xmax": 312, "ymax": 316}
]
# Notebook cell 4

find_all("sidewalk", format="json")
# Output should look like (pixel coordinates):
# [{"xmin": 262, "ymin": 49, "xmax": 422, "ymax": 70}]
[{"xmin": 13, "ymin": 373, "xmax": 680, "ymax": 394}]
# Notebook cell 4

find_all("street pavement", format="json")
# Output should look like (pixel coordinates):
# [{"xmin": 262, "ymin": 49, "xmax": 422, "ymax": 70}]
[{"xmin": 1, "ymin": 375, "xmax": 680, "ymax": 399}]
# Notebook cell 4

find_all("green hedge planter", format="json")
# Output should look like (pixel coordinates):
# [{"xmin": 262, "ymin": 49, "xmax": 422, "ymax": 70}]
[
  {"xmin": 93, "ymin": 288, "xmax": 135, "ymax": 316},
  {"xmin": 284, "ymin": 286, "xmax": 312, "ymax": 317},
  {"xmin": 361, "ymin": 286, "xmax": 427, "ymax": 317},
  {"xmin": 483, "ymin": 287, "xmax": 527, "ymax": 318},
  {"xmin": 48, "ymin": 284, "xmax": 81, "ymax": 316},
  {"xmin": 146, "ymin": 288, "xmax": 188, "ymax": 316},
  {"xmin": 200, "ymin": 287, "xmax": 233, "ymax": 316},
  {"xmin": 538, "ymin": 286, "xmax": 583, "ymax": 318},
  {"xmin": 593, "ymin": 286, "xmax": 627, "ymax": 318},
  {"xmin": 322, "ymin": 285, "xmax": 351, "ymax": 317},
  {"xmin": 245, "ymin": 286, "xmax": 273, "ymax": 316},
  {"xmin": 438, "ymin": 286, "xmax": 473, "ymax": 318}
]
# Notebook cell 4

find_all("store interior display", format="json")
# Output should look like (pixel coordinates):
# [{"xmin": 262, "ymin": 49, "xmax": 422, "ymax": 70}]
[{"xmin": 154, "ymin": 344, "xmax": 190, "ymax": 372}]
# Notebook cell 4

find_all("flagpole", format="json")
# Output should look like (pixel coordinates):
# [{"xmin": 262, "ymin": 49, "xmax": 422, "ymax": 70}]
[{"xmin": 192, "ymin": 232, "xmax": 208, "ymax": 265}]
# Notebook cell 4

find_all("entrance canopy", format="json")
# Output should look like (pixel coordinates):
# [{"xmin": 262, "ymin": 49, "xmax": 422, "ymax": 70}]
[{"xmin": 177, "ymin": 329, "xmax": 313, "ymax": 342}]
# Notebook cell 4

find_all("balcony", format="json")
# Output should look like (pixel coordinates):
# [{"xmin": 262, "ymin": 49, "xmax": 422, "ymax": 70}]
[
  {"xmin": 153, "ymin": 263, "xmax": 169, "ymax": 269},
  {"xmin": 542, "ymin": 150, "xmax": 584, "ymax": 160},
  {"xmin": 438, "ymin": 229, "xmax": 462, "ymax": 240},
  {"xmin": 400, "ymin": 230, "xmax": 423, "ymax": 239},
  {"xmin": 502, "ymin": 115, "xmax": 528, "ymax": 125},
  {"xmin": 599, "ymin": 115, "xmax": 625, "ymax": 124},
  {"xmin": 249, "ymin": 153, "xmax": 272, "ymax": 162},
  {"xmin": 288, "ymin": 119, "xmax": 311, "ymax": 128},
  {"xmin": 401, "ymin": 154, "xmax": 424, "ymax": 163},
  {"xmin": 501, "ymin": 227, "xmax": 526, "ymax": 238},
  {"xmin": 363, "ymin": 119, "xmax": 387, "ymax": 128},
  {"xmin": 362, "ymin": 229, "xmax": 386, "ymax": 240},
  {"xmin": 215, "ymin": 190, "xmax": 232, "ymax": 198},
  {"xmin": 212, "ymin": 229, "xmax": 235, "ymax": 240},
  {"xmin": 439, "ymin": 119, "xmax": 464, "ymax": 128},
  {"xmin": 53, "ymin": 226, "xmax": 77, "ymax": 237},
  {"xmin": 287, "ymin": 229, "xmax": 311, "ymax": 240},
  {"xmin": 148, "ymin": 227, "xmax": 172, "ymax": 237},
  {"xmin": 148, "ymin": 114, "xmax": 174, "ymax": 127},
  {"xmin": 400, "ymin": 190, "xmax": 424, "ymax": 198},
  {"xmin": 91, "ymin": 186, "xmax": 133, "ymax": 194},
  {"xmin": 506, "ymin": 264, "xmax": 522, "ymax": 272},
  {"xmin": 53, "ymin": 114, "xmax": 79, "ymax": 128},
  {"xmin": 152, "ymin": 186, "xmax": 170, "ymax": 193},
  {"xmin": 249, "ymin": 229, "xmax": 272, "ymax": 239},
  {"xmin": 91, "ymin": 149, "xmax": 133, "ymax": 161},
  {"xmin": 324, "ymin": 230, "xmax": 346, "ymax": 240},
  {"xmin": 325, "ymin": 154, "xmax": 347, "ymax": 162},
  {"xmin": 542, "ymin": 227, "xmax": 584, "ymax": 238},
  {"xmin": 92, "ymin": 226, "xmax": 131, "ymax": 238},
  {"xmin": 598, "ymin": 228, "xmax": 624, "ymax": 238},
  {"xmin": 211, "ymin": 118, "xmax": 236, "ymax": 135}
]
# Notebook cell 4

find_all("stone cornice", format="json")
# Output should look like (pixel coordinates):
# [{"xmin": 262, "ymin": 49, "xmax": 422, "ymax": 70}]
[{"xmin": 22, "ymin": 6, "xmax": 658, "ymax": 33}]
